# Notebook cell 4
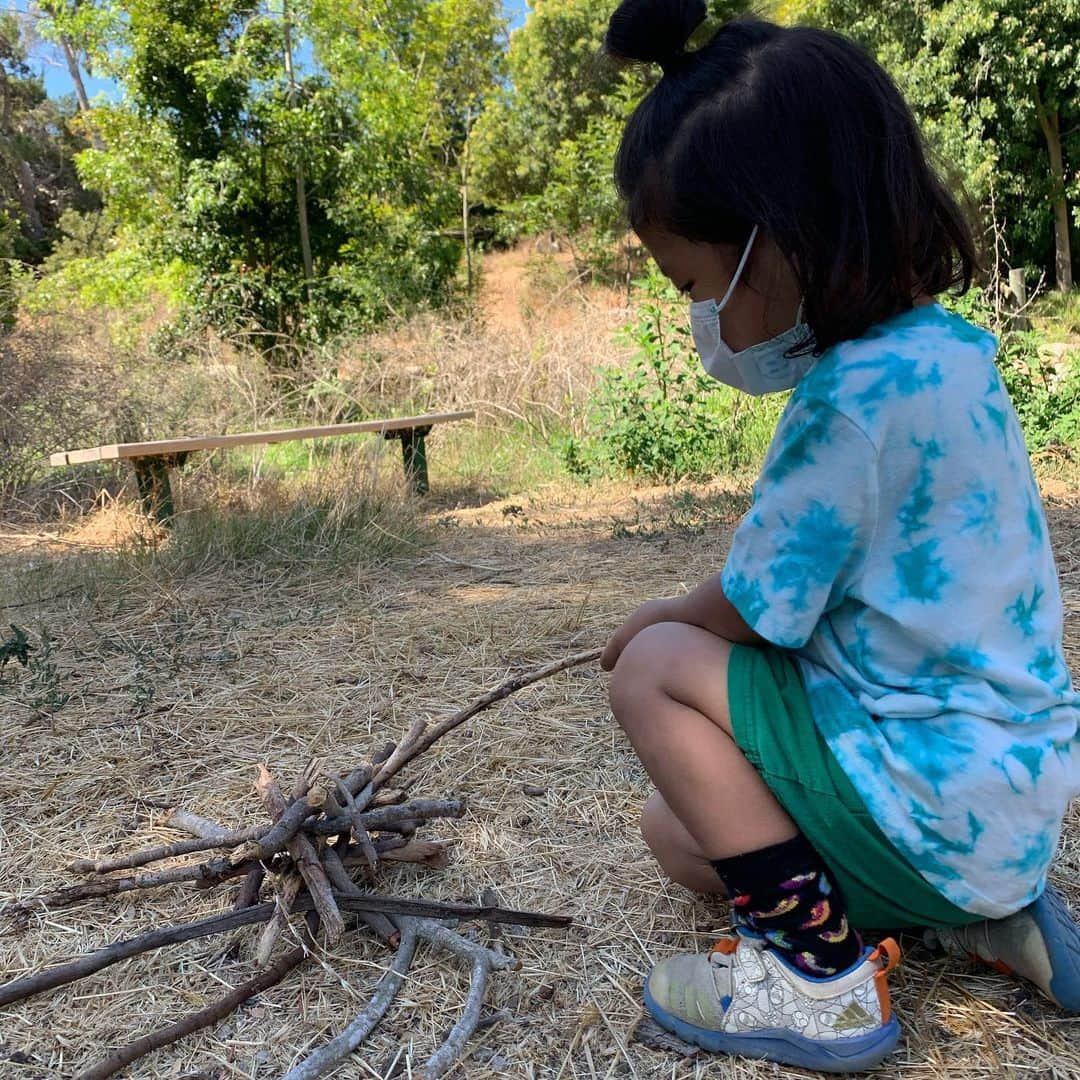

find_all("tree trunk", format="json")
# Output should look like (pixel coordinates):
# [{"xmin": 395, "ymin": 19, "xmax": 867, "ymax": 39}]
[
  {"xmin": 295, "ymin": 164, "xmax": 313, "ymax": 283},
  {"xmin": 461, "ymin": 124, "xmax": 473, "ymax": 293},
  {"xmin": 60, "ymin": 36, "xmax": 91, "ymax": 114},
  {"xmin": 15, "ymin": 159, "xmax": 44, "ymax": 242},
  {"xmin": 282, "ymin": 0, "xmax": 313, "ymax": 286},
  {"xmin": 1034, "ymin": 87, "xmax": 1074, "ymax": 292},
  {"xmin": 0, "ymin": 69, "xmax": 10, "ymax": 135}
]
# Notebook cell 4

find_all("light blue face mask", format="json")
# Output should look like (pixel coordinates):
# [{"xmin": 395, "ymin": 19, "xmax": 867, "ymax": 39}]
[{"xmin": 689, "ymin": 225, "xmax": 814, "ymax": 395}]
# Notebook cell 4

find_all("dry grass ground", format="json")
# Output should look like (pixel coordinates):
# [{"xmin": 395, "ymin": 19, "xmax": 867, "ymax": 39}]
[{"xmin": 1, "ymin": 471, "xmax": 1078, "ymax": 1080}]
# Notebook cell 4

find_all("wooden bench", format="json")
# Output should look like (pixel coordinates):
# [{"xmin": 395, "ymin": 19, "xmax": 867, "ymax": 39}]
[{"xmin": 50, "ymin": 410, "xmax": 475, "ymax": 523}]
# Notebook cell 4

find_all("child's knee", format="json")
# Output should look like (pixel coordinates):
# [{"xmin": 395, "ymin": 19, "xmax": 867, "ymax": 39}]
[
  {"xmin": 640, "ymin": 789, "xmax": 667, "ymax": 850},
  {"xmin": 608, "ymin": 621, "xmax": 685, "ymax": 720}
]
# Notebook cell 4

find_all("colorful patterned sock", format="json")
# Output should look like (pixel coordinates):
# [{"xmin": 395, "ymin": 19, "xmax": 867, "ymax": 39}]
[{"xmin": 711, "ymin": 835, "xmax": 863, "ymax": 977}]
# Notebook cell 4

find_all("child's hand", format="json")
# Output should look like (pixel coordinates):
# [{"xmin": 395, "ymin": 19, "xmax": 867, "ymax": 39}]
[{"xmin": 600, "ymin": 597, "xmax": 688, "ymax": 671}]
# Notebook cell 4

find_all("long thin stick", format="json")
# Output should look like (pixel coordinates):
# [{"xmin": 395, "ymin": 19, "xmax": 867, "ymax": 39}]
[
  {"xmin": 12, "ymin": 857, "xmax": 254, "ymax": 914},
  {"xmin": 75, "ymin": 913, "xmax": 319, "ymax": 1080},
  {"xmin": 0, "ymin": 895, "xmax": 570, "ymax": 1009},
  {"xmin": 377, "ymin": 649, "xmax": 601, "ymax": 790},
  {"xmin": 0, "ymin": 905, "xmax": 274, "ymax": 1007},
  {"xmin": 67, "ymin": 799, "xmax": 464, "ymax": 877},
  {"xmin": 68, "ymin": 826, "xmax": 268, "ymax": 875}
]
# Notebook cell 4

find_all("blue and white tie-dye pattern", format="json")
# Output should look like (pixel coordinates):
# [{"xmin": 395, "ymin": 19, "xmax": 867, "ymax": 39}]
[{"xmin": 721, "ymin": 303, "xmax": 1079, "ymax": 918}]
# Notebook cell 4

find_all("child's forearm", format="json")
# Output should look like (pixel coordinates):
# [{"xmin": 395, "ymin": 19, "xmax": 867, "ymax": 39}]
[
  {"xmin": 674, "ymin": 574, "xmax": 764, "ymax": 645},
  {"xmin": 601, "ymin": 574, "xmax": 765, "ymax": 670}
]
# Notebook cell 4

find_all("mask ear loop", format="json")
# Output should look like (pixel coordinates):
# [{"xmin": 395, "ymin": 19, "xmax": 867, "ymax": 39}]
[{"xmin": 715, "ymin": 225, "xmax": 760, "ymax": 313}]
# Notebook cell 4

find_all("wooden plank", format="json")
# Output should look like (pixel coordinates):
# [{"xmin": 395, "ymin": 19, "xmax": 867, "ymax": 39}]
[{"xmin": 50, "ymin": 411, "xmax": 475, "ymax": 467}]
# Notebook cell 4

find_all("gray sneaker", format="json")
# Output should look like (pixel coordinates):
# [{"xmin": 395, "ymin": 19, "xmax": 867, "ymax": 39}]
[{"xmin": 925, "ymin": 884, "xmax": 1080, "ymax": 1012}]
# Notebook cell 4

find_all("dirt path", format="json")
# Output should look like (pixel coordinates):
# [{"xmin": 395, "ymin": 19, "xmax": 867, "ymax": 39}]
[{"xmin": 1, "ymin": 480, "xmax": 1078, "ymax": 1078}]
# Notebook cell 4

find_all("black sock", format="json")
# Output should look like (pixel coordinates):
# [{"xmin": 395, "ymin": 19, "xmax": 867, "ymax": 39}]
[{"xmin": 711, "ymin": 835, "xmax": 863, "ymax": 977}]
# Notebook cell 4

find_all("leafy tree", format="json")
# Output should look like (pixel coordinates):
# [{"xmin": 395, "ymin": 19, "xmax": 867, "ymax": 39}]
[
  {"xmin": 790, "ymin": 0, "xmax": 1080, "ymax": 290},
  {"xmin": 54, "ymin": 0, "xmax": 505, "ymax": 351},
  {"xmin": 311, "ymin": 0, "xmax": 504, "ymax": 297},
  {"xmin": 0, "ymin": 13, "xmax": 90, "ymax": 264},
  {"xmin": 472, "ymin": 0, "xmax": 749, "ymax": 274},
  {"xmin": 471, "ymin": 0, "xmax": 623, "ymax": 208}
]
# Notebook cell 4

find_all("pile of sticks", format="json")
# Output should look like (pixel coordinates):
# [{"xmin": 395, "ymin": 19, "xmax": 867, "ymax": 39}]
[{"xmin": 1, "ymin": 649, "xmax": 600, "ymax": 1080}]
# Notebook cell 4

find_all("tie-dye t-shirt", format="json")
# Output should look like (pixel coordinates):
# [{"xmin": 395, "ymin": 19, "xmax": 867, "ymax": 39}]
[{"xmin": 721, "ymin": 303, "xmax": 1079, "ymax": 918}]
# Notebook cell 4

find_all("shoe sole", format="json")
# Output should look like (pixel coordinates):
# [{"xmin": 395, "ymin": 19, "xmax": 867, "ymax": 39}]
[
  {"xmin": 643, "ymin": 982, "xmax": 900, "ymax": 1073},
  {"xmin": 1030, "ymin": 886, "xmax": 1080, "ymax": 1013}
]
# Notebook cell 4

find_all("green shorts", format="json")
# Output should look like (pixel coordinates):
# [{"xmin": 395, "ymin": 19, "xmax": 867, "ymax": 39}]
[{"xmin": 728, "ymin": 644, "xmax": 983, "ymax": 931}]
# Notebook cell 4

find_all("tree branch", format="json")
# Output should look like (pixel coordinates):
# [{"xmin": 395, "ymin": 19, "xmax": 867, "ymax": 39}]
[{"xmin": 75, "ymin": 913, "xmax": 319, "ymax": 1080}]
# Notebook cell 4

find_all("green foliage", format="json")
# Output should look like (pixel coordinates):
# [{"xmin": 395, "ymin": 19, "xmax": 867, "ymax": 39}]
[
  {"xmin": 22, "ymin": 235, "xmax": 190, "ymax": 350},
  {"xmin": 0, "ymin": 14, "xmax": 92, "ymax": 264},
  {"xmin": 942, "ymin": 285, "xmax": 1080, "ymax": 451},
  {"xmin": 48, "ymin": 0, "xmax": 504, "ymax": 352},
  {"xmin": 472, "ymin": 0, "xmax": 623, "ymax": 208},
  {"xmin": 1000, "ymin": 338, "xmax": 1080, "ymax": 451},
  {"xmin": 564, "ymin": 267, "xmax": 784, "ymax": 483},
  {"xmin": 790, "ymin": 0, "xmax": 1080, "ymax": 288}
]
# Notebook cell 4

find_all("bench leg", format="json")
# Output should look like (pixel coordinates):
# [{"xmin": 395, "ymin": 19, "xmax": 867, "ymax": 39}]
[
  {"xmin": 132, "ymin": 456, "xmax": 176, "ymax": 525},
  {"xmin": 399, "ymin": 428, "xmax": 430, "ymax": 494}
]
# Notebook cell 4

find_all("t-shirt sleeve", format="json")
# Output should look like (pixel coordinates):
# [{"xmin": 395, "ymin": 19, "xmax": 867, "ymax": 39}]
[{"xmin": 721, "ymin": 400, "xmax": 878, "ymax": 649}]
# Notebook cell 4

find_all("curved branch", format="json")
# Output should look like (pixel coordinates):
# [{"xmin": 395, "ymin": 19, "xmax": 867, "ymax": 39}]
[{"xmin": 280, "ymin": 929, "xmax": 419, "ymax": 1080}]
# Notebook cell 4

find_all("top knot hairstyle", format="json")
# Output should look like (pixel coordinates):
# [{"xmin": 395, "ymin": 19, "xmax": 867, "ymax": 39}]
[{"xmin": 605, "ymin": 0, "xmax": 977, "ymax": 352}]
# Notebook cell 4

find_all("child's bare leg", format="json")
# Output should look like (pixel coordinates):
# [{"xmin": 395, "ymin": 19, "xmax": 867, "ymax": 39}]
[
  {"xmin": 610, "ymin": 621, "xmax": 798, "ymax": 859},
  {"xmin": 641, "ymin": 790, "xmax": 726, "ymax": 894},
  {"xmin": 612, "ymin": 621, "xmax": 865, "ymax": 981}
]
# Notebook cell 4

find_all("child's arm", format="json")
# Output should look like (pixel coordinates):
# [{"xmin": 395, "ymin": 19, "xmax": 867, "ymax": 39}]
[{"xmin": 600, "ymin": 575, "xmax": 763, "ymax": 670}]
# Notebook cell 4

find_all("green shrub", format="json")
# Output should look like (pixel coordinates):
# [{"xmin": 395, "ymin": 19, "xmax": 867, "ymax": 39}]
[
  {"xmin": 943, "ymin": 286, "xmax": 1080, "ymax": 452},
  {"xmin": 564, "ymin": 267, "xmax": 784, "ymax": 483}
]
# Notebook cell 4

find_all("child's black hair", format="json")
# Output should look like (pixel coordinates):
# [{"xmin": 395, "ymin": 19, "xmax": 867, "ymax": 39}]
[{"xmin": 606, "ymin": 0, "xmax": 978, "ymax": 353}]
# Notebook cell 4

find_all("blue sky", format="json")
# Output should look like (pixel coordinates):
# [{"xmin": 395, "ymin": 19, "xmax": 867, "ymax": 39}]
[{"xmin": 36, "ymin": 0, "xmax": 533, "ymax": 102}]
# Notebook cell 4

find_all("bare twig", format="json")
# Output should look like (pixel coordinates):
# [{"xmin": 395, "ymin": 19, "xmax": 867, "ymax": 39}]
[
  {"xmin": 0, "ymin": 904, "xmax": 275, "ymax": 1007},
  {"xmin": 75, "ymin": 913, "xmax": 319, "ymax": 1080},
  {"xmin": 255, "ymin": 871, "xmax": 303, "ymax": 967},
  {"xmin": 312, "ymin": 798, "xmax": 464, "ymax": 838},
  {"xmin": 68, "ymin": 826, "xmax": 267, "ymax": 875},
  {"xmin": 165, "ymin": 809, "xmax": 232, "ymax": 840},
  {"xmin": 407, "ymin": 649, "xmax": 601, "ymax": 768},
  {"xmin": 281, "ymin": 916, "xmax": 517, "ymax": 1080},
  {"xmin": 254, "ymin": 765, "xmax": 345, "ymax": 944},
  {"xmin": 11, "ymin": 857, "xmax": 254, "ymax": 914},
  {"xmin": 356, "ymin": 651, "xmax": 601, "ymax": 806}
]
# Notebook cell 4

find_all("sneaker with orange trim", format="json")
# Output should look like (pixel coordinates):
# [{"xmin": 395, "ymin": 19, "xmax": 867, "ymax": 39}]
[
  {"xmin": 643, "ymin": 933, "xmax": 901, "ymax": 1073},
  {"xmin": 925, "ymin": 884, "xmax": 1080, "ymax": 1013}
]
